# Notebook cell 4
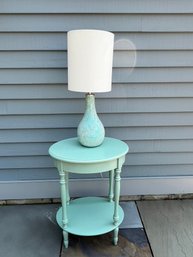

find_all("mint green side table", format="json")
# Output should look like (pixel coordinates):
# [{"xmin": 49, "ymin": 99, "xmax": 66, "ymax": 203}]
[{"xmin": 49, "ymin": 137, "xmax": 129, "ymax": 248}]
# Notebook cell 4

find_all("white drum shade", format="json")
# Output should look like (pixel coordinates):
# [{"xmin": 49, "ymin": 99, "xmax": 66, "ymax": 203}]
[{"xmin": 67, "ymin": 29, "xmax": 114, "ymax": 93}]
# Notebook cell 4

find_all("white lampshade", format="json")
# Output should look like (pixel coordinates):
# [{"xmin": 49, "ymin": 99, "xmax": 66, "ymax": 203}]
[{"xmin": 67, "ymin": 29, "xmax": 114, "ymax": 93}]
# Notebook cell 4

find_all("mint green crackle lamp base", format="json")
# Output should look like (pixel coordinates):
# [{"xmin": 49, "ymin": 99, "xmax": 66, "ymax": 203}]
[{"xmin": 77, "ymin": 93, "xmax": 105, "ymax": 147}]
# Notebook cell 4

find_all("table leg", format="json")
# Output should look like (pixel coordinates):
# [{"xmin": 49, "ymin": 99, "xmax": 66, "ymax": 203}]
[
  {"xmin": 113, "ymin": 165, "xmax": 121, "ymax": 226},
  {"xmin": 113, "ymin": 227, "xmax": 119, "ymax": 245},
  {"xmin": 113, "ymin": 159, "xmax": 121, "ymax": 245},
  {"xmin": 59, "ymin": 170, "xmax": 69, "ymax": 248},
  {"xmin": 109, "ymin": 170, "xmax": 114, "ymax": 202},
  {"xmin": 66, "ymin": 172, "xmax": 70, "ymax": 205},
  {"xmin": 63, "ymin": 230, "xmax": 69, "ymax": 248}
]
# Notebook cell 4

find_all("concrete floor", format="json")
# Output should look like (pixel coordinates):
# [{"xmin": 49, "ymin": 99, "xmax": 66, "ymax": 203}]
[
  {"xmin": 0, "ymin": 202, "xmax": 152, "ymax": 257},
  {"xmin": 60, "ymin": 228, "xmax": 152, "ymax": 257},
  {"xmin": 138, "ymin": 199, "xmax": 193, "ymax": 257},
  {"xmin": 0, "ymin": 204, "xmax": 62, "ymax": 257}
]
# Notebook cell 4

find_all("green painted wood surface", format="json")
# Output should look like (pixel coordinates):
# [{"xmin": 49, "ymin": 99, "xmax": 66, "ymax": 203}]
[
  {"xmin": 56, "ymin": 197, "xmax": 124, "ymax": 236},
  {"xmin": 49, "ymin": 137, "xmax": 128, "ymax": 247},
  {"xmin": 49, "ymin": 137, "xmax": 129, "ymax": 163}
]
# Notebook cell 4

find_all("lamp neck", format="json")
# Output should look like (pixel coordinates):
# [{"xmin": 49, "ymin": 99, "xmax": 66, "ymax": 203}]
[{"xmin": 85, "ymin": 93, "xmax": 96, "ymax": 114}]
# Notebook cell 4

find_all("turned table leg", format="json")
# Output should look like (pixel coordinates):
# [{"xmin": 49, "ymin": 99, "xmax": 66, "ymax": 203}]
[
  {"xmin": 66, "ymin": 172, "xmax": 70, "ymax": 205},
  {"xmin": 63, "ymin": 230, "xmax": 69, "ymax": 248},
  {"xmin": 113, "ymin": 159, "xmax": 121, "ymax": 245},
  {"xmin": 109, "ymin": 170, "xmax": 114, "ymax": 202},
  {"xmin": 113, "ymin": 227, "xmax": 119, "ymax": 245},
  {"xmin": 59, "ymin": 169, "xmax": 69, "ymax": 248}
]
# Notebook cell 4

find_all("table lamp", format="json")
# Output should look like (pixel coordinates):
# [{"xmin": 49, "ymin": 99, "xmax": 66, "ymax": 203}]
[{"xmin": 67, "ymin": 29, "xmax": 114, "ymax": 147}]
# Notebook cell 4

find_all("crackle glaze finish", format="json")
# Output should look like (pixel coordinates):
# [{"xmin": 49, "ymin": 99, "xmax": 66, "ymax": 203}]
[{"xmin": 77, "ymin": 94, "xmax": 105, "ymax": 147}]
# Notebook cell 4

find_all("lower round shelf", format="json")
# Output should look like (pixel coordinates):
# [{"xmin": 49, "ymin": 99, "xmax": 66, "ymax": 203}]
[{"xmin": 56, "ymin": 197, "xmax": 124, "ymax": 236}]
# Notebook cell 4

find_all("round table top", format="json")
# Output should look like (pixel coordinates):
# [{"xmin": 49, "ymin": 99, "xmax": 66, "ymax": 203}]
[{"xmin": 49, "ymin": 137, "xmax": 129, "ymax": 163}]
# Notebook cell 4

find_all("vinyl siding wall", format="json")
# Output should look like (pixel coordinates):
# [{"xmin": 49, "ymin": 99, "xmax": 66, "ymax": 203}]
[{"xmin": 1, "ymin": 0, "xmax": 193, "ymax": 199}]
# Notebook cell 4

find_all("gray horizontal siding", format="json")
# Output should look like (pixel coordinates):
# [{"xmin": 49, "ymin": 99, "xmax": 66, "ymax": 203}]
[
  {"xmin": 1, "ymin": 0, "xmax": 193, "ymax": 199},
  {"xmin": 1, "ymin": 0, "xmax": 193, "ymax": 14},
  {"xmin": 2, "ymin": 164, "xmax": 193, "ymax": 181},
  {"xmin": 1, "ymin": 50, "xmax": 193, "ymax": 68},
  {"xmin": 2, "ymin": 83, "xmax": 193, "ymax": 99},
  {"xmin": 3, "ymin": 113, "xmax": 193, "ymax": 128},
  {"xmin": 1, "ymin": 98, "xmax": 193, "ymax": 114},
  {"xmin": 1, "ymin": 127, "xmax": 193, "ymax": 143},
  {"xmin": 1, "ymin": 14, "xmax": 193, "ymax": 32},
  {"xmin": 2, "ymin": 153, "xmax": 193, "ymax": 169},
  {"xmin": 1, "ymin": 68, "xmax": 193, "ymax": 84},
  {"xmin": 2, "ymin": 33, "xmax": 193, "ymax": 51},
  {"xmin": 2, "ymin": 140, "xmax": 193, "ymax": 157}
]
